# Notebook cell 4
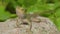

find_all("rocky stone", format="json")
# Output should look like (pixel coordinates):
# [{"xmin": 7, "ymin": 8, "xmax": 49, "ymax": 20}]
[{"xmin": 0, "ymin": 16, "xmax": 60, "ymax": 34}]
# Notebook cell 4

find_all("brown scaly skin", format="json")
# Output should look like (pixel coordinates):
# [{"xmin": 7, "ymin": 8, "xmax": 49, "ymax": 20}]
[{"xmin": 16, "ymin": 6, "xmax": 33, "ymax": 34}]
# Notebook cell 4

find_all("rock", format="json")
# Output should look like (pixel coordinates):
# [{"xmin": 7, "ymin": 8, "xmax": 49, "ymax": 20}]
[
  {"xmin": 0, "ymin": 16, "xmax": 60, "ymax": 34},
  {"xmin": 31, "ymin": 16, "xmax": 59, "ymax": 34}
]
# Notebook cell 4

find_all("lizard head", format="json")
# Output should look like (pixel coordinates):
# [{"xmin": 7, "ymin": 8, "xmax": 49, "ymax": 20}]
[{"xmin": 16, "ymin": 6, "xmax": 25, "ymax": 18}]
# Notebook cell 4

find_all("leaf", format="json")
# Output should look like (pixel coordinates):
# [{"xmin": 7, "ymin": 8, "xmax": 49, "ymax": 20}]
[{"xmin": 0, "ymin": 6, "xmax": 16, "ymax": 22}]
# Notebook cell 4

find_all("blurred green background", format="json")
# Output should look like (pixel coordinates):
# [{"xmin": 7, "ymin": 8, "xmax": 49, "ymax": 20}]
[{"xmin": 0, "ymin": 0, "xmax": 60, "ymax": 31}]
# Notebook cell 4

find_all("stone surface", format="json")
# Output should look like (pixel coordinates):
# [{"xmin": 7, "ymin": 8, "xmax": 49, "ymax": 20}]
[{"xmin": 0, "ymin": 16, "xmax": 60, "ymax": 34}]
